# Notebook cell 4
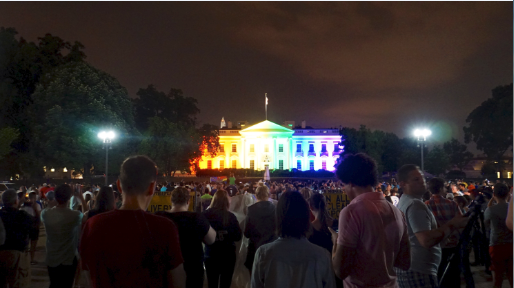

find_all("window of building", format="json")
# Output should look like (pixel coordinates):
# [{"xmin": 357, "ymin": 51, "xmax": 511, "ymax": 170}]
[
  {"xmin": 297, "ymin": 144, "xmax": 302, "ymax": 152},
  {"xmin": 207, "ymin": 160, "xmax": 212, "ymax": 169},
  {"xmin": 232, "ymin": 144, "xmax": 237, "ymax": 152},
  {"xmin": 321, "ymin": 144, "xmax": 327, "ymax": 152},
  {"xmin": 220, "ymin": 161, "xmax": 224, "ymax": 170},
  {"xmin": 250, "ymin": 160, "xmax": 255, "ymax": 170},
  {"xmin": 322, "ymin": 161, "xmax": 326, "ymax": 170},
  {"xmin": 279, "ymin": 144, "xmax": 283, "ymax": 153},
  {"xmin": 220, "ymin": 144, "xmax": 225, "ymax": 153},
  {"xmin": 334, "ymin": 143, "xmax": 340, "ymax": 152},
  {"xmin": 309, "ymin": 144, "xmax": 314, "ymax": 152},
  {"xmin": 297, "ymin": 160, "xmax": 302, "ymax": 170},
  {"xmin": 232, "ymin": 160, "xmax": 237, "ymax": 168},
  {"xmin": 309, "ymin": 160, "xmax": 314, "ymax": 170},
  {"xmin": 279, "ymin": 160, "xmax": 284, "ymax": 170},
  {"xmin": 250, "ymin": 144, "xmax": 255, "ymax": 153},
  {"xmin": 265, "ymin": 144, "xmax": 269, "ymax": 153}
]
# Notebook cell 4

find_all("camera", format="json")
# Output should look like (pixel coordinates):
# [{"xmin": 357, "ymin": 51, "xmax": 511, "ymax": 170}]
[{"xmin": 464, "ymin": 194, "xmax": 486, "ymax": 217}]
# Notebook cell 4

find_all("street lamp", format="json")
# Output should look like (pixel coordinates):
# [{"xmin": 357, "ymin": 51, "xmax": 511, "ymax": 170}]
[
  {"xmin": 413, "ymin": 128, "xmax": 431, "ymax": 175},
  {"xmin": 98, "ymin": 131, "xmax": 115, "ymax": 186}
]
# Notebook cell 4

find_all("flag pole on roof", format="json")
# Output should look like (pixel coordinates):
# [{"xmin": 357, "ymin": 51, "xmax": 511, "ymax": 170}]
[{"xmin": 265, "ymin": 93, "xmax": 268, "ymax": 120}]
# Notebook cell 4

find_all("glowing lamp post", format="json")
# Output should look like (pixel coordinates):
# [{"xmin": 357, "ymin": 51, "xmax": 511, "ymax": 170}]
[
  {"xmin": 413, "ymin": 129, "xmax": 431, "ymax": 175},
  {"xmin": 98, "ymin": 131, "xmax": 115, "ymax": 186}
]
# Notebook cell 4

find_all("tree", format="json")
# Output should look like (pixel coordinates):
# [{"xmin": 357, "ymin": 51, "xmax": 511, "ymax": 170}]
[
  {"xmin": 133, "ymin": 85, "xmax": 200, "ymax": 133},
  {"xmin": 29, "ymin": 61, "xmax": 137, "ymax": 179},
  {"xmin": 139, "ymin": 117, "xmax": 198, "ymax": 176},
  {"xmin": 443, "ymin": 138, "xmax": 474, "ymax": 171},
  {"xmin": 397, "ymin": 137, "xmax": 425, "ymax": 169},
  {"xmin": 0, "ymin": 28, "xmax": 87, "ymax": 177},
  {"xmin": 0, "ymin": 127, "xmax": 19, "ymax": 160},
  {"xmin": 425, "ymin": 145, "xmax": 450, "ymax": 176},
  {"xmin": 481, "ymin": 162, "xmax": 498, "ymax": 179},
  {"xmin": 340, "ymin": 125, "xmax": 402, "ymax": 175},
  {"xmin": 464, "ymin": 83, "xmax": 513, "ymax": 168},
  {"xmin": 190, "ymin": 124, "xmax": 220, "ymax": 172}
]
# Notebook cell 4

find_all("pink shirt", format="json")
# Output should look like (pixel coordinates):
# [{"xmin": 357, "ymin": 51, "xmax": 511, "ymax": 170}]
[{"xmin": 337, "ymin": 192, "xmax": 408, "ymax": 288}]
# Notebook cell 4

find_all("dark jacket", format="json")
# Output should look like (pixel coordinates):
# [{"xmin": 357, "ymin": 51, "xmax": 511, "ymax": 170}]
[
  {"xmin": 0, "ymin": 207, "xmax": 32, "ymax": 252},
  {"xmin": 203, "ymin": 208, "xmax": 242, "ymax": 258},
  {"xmin": 244, "ymin": 201, "xmax": 277, "ymax": 269}
]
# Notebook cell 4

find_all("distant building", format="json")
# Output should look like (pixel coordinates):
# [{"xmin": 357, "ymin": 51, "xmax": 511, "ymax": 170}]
[
  {"xmin": 198, "ymin": 119, "xmax": 342, "ymax": 171},
  {"xmin": 461, "ymin": 153, "xmax": 513, "ymax": 179}
]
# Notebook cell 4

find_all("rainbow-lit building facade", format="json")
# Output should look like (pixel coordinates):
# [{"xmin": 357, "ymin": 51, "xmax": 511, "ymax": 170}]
[{"xmin": 198, "ymin": 120, "xmax": 342, "ymax": 171}]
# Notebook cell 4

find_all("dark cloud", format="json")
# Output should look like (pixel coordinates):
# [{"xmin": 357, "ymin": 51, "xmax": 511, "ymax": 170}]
[{"xmin": 0, "ymin": 2, "xmax": 511, "ymax": 151}]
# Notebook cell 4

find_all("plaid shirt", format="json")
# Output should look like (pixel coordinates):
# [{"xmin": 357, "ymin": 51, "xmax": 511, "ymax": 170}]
[
  {"xmin": 395, "ymin": 268, "xmax": 438, "ymax": 288},
  {"xmin": 425, "ymin": 194, "xmax": 460, "ymax": 248}
]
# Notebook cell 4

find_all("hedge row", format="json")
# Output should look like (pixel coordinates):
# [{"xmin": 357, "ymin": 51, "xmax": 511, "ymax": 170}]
[{"xmin": 195, "ymin": 168, "xmax": 335, "ymax": 178}]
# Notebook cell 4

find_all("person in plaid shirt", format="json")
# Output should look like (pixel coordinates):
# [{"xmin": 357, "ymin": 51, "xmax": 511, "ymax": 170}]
[{"xmin": 425, "ymin": 178, "xmax": 462, "ymax": 288}]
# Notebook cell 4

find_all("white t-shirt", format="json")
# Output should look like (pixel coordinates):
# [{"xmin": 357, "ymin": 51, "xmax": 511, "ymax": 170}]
[
  {"xmin": 83, "ymin": 191, "xmax": 94, "ymax": 199},
  {"xmin": 390, "ymin": 195, "xmax": 399, "ymax": 207},
  {"xmin": 21, "ymin": 202, "xmax": 42, "ymax": 217}
]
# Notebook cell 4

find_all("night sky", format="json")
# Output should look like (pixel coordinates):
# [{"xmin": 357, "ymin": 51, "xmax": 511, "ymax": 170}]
[{"xmin": 1, "ymin": 2, "xmax": 512, "ymax": 149}]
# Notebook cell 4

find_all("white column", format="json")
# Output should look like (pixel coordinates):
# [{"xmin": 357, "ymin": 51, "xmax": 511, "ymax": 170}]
[
  {"xmin": 257, "ymin": 137, "xmax": 261, "ymax": 170},
  {"xmin": 273, "ymin": 137, "xmax": 277, "ymax": 169},
  {"xmin": 287, "ymin": 137, "xmax": 291, "ymax": 170},
  {"xmin": 242, "ymin": 138, "xmax": 245, "ymax": 169},
  {"xmin": 313, "ymin": 140, "xmax": 317, "ymax": 170}
]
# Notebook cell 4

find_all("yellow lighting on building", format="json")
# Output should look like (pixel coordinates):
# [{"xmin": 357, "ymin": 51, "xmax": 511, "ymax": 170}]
[
  {"xmin": 508, "ymin": 172, "xmax": 511, "ymax": 179},
  {"xmin": 63, "ymin": 167, "xmax": 68, "ymax": 172},
  {"xmin": 43, "ymin": 166, "xmax": 46, "ymax": 172},
  {"xmin": 51, "ymin": 168, "xmax": 55, "ymax": 172},
  {"xmin": 497, "ymin": 172, "xmax": 500, "ymax": 178}
]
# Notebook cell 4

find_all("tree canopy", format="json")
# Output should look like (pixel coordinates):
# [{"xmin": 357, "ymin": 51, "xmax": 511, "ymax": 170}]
[
  {"xmin": 425, "ymin": 145, "xmax": 450, "ymax": 176},
  {"xmin": 443, "ymin": 138, "xmax": 474, "ymax": 171},
  {"xmin": 133, "ymin": 85, "xmax": 200, "ymax": 133},
  {"xmin": 464, "ymin": 83, "xmax": 513, "ymax": 163},
  {"xmin": 29, "ymin": 61, "xmax": 137, "ymax": 178}
]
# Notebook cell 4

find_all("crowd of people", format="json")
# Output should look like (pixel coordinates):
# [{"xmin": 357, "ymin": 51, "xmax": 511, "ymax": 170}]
[{"xmin": 0, "ymin": 153, "xmax": 512, "ymax": 288}]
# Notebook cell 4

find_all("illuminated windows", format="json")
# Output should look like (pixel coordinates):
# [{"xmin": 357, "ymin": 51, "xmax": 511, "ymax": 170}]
[{"xmin": 207, "ymin": 160, "xmax": 212, "ymax": 169}]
